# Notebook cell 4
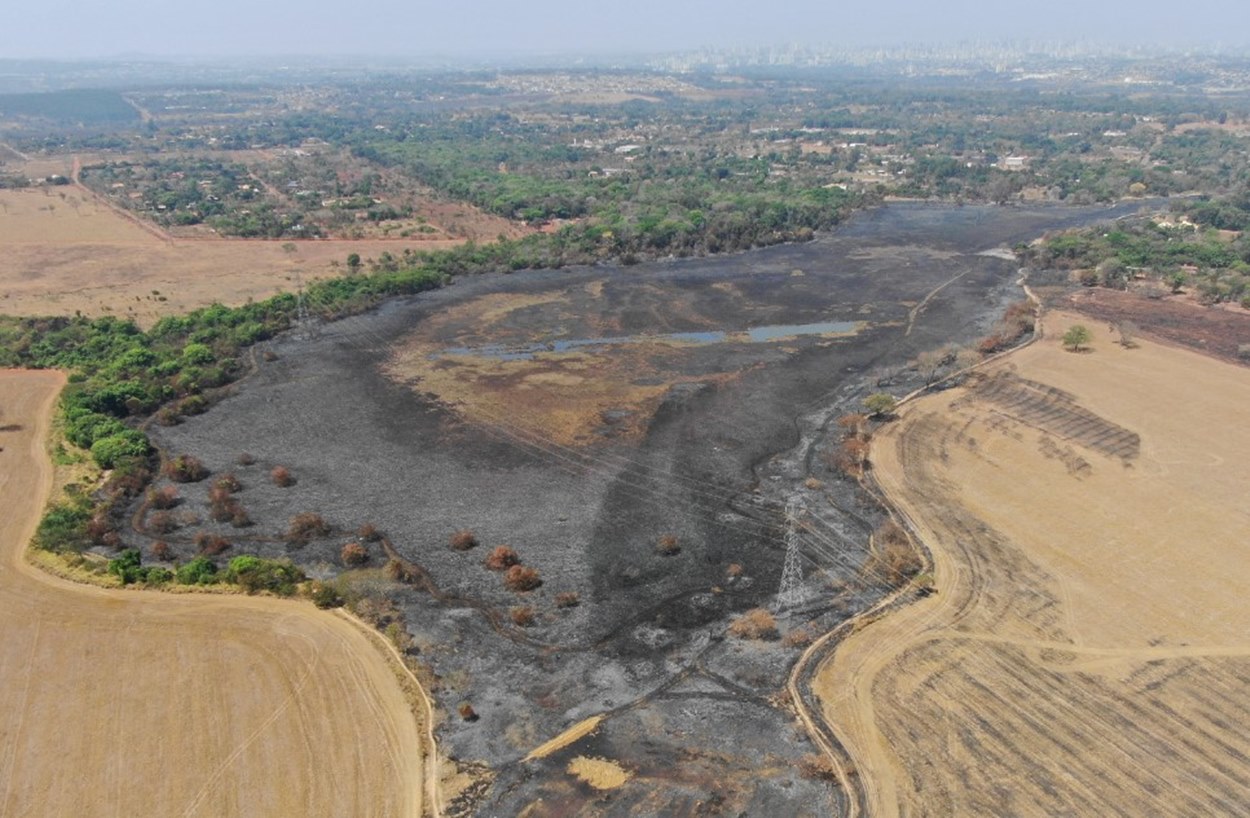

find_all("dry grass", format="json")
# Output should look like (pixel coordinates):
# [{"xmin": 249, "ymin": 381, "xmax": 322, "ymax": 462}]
[
  {"xmin": 0, "ymin": 187, "xmax": 471, "ymax": 326},
  {"xmin": 815, "ymin": 312, "xmax": 1250, "ymax": 817}
]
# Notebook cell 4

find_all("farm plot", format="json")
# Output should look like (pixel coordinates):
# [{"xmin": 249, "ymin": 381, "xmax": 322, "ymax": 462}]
[
  {"xmin": 0, "ymin": 370, "xmax": 428, "ymax": 817},
  {"xmin": 0, "ymin": 186, "xmax": 463, "ymax": 325},
  {"xmin": 816, "ymin": 312, "xmax": 1250, "ymax": 817}
]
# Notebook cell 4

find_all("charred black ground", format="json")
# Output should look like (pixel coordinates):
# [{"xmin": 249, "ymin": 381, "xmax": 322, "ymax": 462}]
[{"xmin": 137, "ymin": 202, "xmax": 1151, "ymax": 815}]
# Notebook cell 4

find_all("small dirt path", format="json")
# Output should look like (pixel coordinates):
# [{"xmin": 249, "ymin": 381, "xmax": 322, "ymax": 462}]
[{"xmin": 0, "ymin": 369, "xmax": 431, "ymax": 817}]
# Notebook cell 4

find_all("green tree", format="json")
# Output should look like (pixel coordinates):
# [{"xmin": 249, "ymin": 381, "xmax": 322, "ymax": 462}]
[
  {"xmin": 1062, "ymin": 324, "xmax": 1093, "ymax": 352},
  {"xmin": 864, "ymin": 393, "xmax": 897, "ymax": 418}
]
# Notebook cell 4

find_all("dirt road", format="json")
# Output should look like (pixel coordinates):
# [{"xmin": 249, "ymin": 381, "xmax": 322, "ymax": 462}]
[
  {"xmin": 814, "ymin": 314, "xmax": 1250, "ymax": 816},
  {"xmin": 0, "ymin": 370, "xmax": 427, "ymax": 817}
]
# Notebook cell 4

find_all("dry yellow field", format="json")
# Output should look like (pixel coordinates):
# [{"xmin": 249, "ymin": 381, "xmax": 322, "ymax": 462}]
[
  {"xmin": 0, "ymin": 370, "xmax": 428, "ymax": 817},
  {"xmin": 816, "ymin": 313, "xmax": 1250, "ymax": 816},
  {"xmin": 0, "ymin": 186, "xmax": 465, "ymax": 326}
]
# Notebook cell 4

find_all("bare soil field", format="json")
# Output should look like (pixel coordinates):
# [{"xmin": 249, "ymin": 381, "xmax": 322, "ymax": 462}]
[
  {"xmin": 137, "ymin": 203, "xmax": 1153, "ymax": 813},
  {"xmin": 815, "ymin": 311, "xmax": 1250, "ymax": 816},
  {"xmin": 0, "ymin": 370, "xmax": 428, "ymax": 817},
  {"xmin": 0, "ymin": 186, "xmax": 465, "ymax": 325}
]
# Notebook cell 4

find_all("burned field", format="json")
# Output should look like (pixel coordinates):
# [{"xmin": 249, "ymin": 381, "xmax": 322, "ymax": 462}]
[{"xmin": 134, "ymin": 203, "xmax": 1146, "ymax": 814}]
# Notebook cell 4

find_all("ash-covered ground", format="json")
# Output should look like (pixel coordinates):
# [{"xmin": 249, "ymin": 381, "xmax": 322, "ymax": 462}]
[{"xmin": 133, "ymin": 202, "xmax": 1149, "ymax": 816}]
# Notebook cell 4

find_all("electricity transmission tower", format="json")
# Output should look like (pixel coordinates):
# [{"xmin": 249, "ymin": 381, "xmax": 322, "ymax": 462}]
[
  {"xmin": 775, "ymin": 498, "xmax": 810, "ymax": 612},
  {"xmin": 293, "ymin": 272, "xmax": 317, "ymax": 341}
]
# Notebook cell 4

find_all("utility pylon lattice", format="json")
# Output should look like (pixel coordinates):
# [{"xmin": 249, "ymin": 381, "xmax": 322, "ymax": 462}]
[
  {"xmin": 775, "ymin": 498, "xmax": 809, "ymax": 612},
  {"xmin": 293, "ymin": 273, "xmax": 317, "ymax": 341}
]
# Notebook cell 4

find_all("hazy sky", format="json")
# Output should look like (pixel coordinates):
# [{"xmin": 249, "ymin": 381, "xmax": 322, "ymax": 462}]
[{"xmin": 4, "ymin": 0, "xmax": 1249, "ymax": 59}]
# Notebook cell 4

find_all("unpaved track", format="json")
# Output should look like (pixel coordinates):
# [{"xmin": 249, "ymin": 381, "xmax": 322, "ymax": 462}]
[
  {"xmin": 0, "ymin": 370, "xmax": 426, "ymax": 817},
  {"xmin": 814, "ymin": 314, "xmax": 1250, "ymax": 816}
]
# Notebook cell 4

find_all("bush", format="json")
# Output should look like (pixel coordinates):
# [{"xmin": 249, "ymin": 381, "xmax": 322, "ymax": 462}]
[
  {"xmin": 457, "ymin": 702, "xmax": 479, "ymax": 722},
  {"xmin": 32, "ymin": 496, "xmax": 92, "ymax": 552},
  {"xmin": 227, "ymin": 555, "xmax": 304, "ymax": 595},
  {"xmin": 728, "ymin": 608, "xmax": 778, "ymax": 640},
  {"xmin": 194, "ymin": 532, "xmax": 231, "ymax": 556},
  {"xmin": 358, "ymin": 522, "xmax": 382, "ymax": 542},
  {"xmin": 555, "ymin": 591, "xmax": 581, "ymax": 609},
  {"xmin": 341, "ymin": 541, "xmax": 369, "ymax": 566},
  {"xmin": 384, "ymin": 557, "xmax": 421, "ymax": 584},
  {"xmin": 484, "ymin": 545, "xmax": 520, "ymax": 570},
  {"xmin": 164, "ymin": 454, "xmax": 208, "ymax": 483},
  {"xmin": 90, "ymin": 430, "xmax": 151, "ymax": 469},
  {"xmin": 782, "ymin": 627, "xmax": 816, "ymax": 648},
  {"xmin": 270, "ymin": 466, "xmax": 295, "ymax": 487},
  {"xmin": 147, "ymin": 510, "xmax": 179, "ymax": 535},
  {"xmin": 151, "ymin": 540, "xmax": 173, "ymax": 561},
  {"xmin": 510, "ymin": 606, "xmax": 536, "ymax": 627},
  {"xmin": 286, "ymin": 512, "xmax": 330, "ymax": 545},
  {"xmin": 798, "ymin": 753, "xmax": 840, "ymax": 782},
  {"xmin": 504, "ymin": 565, "xmax": 542, "ymax": 592},
  {"xmin": 449, "ymin": 529, "xmax": 478, "ymax": 550},
  {"xmin": 307, "ymin": 581, "xmax": 344, "ymax": 608},
  {"xmin": 863, "ymin": 393, "xmax": 896, "ymax": 418},
  {"xmin": 213, "ymin": 473, "xmax": 242, "ymax": 493},
  {"xmin": 144, "ymin": 567, "xmax": 173, "ymax": 585},
  {"xmin": 175, "ymin": 556, "xmax": 219, "ymax": 585},
  {"xmin": 655, "ymin": 534, "xmax": 681, "ymax": 556},
  {"xmin": 107, "ymin": 548, "xmax": 145, "ymax": 584},
  {"xmin": 236, "ymin": 452, "xmax": 256, "ymax": 466},
  {"xmin": 147, "ymin": 485, "xmax": 180, "ymax": 510}
]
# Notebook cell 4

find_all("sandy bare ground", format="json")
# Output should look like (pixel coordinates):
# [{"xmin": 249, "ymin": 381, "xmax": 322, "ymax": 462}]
[
  {"xmin": 814, "ymin": 313, "xmax": 1250, "ymax": 816},
  {"xmin": 0, "ymin": 370, "xmax": 428, "ymax": 816},
  {"xmin": 0, "ymin": 187, "xmax": 465, "ymax": 326}
]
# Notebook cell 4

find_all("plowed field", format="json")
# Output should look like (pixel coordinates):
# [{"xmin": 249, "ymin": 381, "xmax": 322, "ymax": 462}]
[
  {"xmin": 816, "ymin": 312, "xmax": 1250, "ymax": 817},
  {"xmin": 0, "ymin": 370, "xmax": 427, "ymax": 817}
]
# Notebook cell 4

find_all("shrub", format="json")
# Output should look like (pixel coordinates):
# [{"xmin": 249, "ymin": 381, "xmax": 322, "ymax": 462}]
[
  {"xmin": 270, "ymin": 466, "xmax": 295, "ymax": 487},
  {"xmin": 782, "ymin": 627, "xmax": 816, "ymax": 648},
  {"xmin": 510, "ymin": 606, "xmax": 535, "ymax": 627},
  {"xmin": 213, "ymin": 473, "xmax": 242, "ymax": 493},
  {"xmin": 164, "ymin": 454, "xmax": 208, "ymax": 483},
  {"xmin": 384, "ymin": 557, "xmax": 422, "ymax": 584},
  {"xmin": 144, "ymin": 567, "xmax": 173, "ymax": 585},
  {"xmin": 194, "ymin": 532, "xmax": 231, "ymax": 556},
  {"xmin": 457, "ymin": 702, "xmax": 479, "ymax": 722},
  {"xmin": 147, "ymin": 510, "xmax": 179, "ymax": 535},
  {"xmin": 230, "ymin": 506, "xmax": 252, "ymax": 528},
  {"xmin": 86, "ymin": 513, "xmax": 119, "ymax": 547},
  {"xmin": 107, "ymin": 548, "xmax": 145, "ymax": 585},
  {"xmin": 358, "ymin": 522, "xmax": 382, "ymax": 542},
  {"xmin": 449, "ymin": 529, "xmax": 478, "ymax": 550},
  {"xmin": 484, "ymin": 545, "xmax": 520, "ymax": 570},
  {"xmin": 175, "ymin": 556, "xmax": 218, "ymax": 585},
  {"xmin": 90, "ymin": 430, "xmax": 151, "ymax": 469},
  {"xmin": 834, "ymin": 437, "xmax": 870, "ymax": 477},
  {"xmin": 555, "ymin": 591, "xmax": 581, "ymax": 609},
  {"xmin": 227, "ymin": 555, "xmax": 304, "ymax": 595},
  {"xmin": 728, "ymin": 608, "xmax": 778, "ymax": 640},
  {"xmin": 151, "ymin": 540, "xmax": 173, "ymax": 561},
  {"xmin": 863, "ymin": 393, "xmax": 896, "ymax": 418},
  {"xmin": 726, "ymin": 563, "xmax": 745, "ymax": 579},
  {"xmin": 504, "ymin": 565, "xmax": 542, "ymax": 592},
  {"xmin": 286, "ymin": 512, "xmax": 330, "ymax": 545},
  {"xmin": 798, "ymin": 753, "xmax": 840, "ymax": 782},
  {"xmin": 865, "ymin": 520, "xmax": 923, "ymax": 585},
  {"xmin": 655, "ymin": 534, "xmax": 681, "ymax": 556},
  {"xmin": 307, "ymin": 580, "xmax": 343, "ymax": 608},
  {"xmin": 32, "ymin": 497, "xmax": 92, "ymax": 552},
  {"xmin": 236, "ymin": 452, "xmax": 256, "ymax": 466},
  {"xmin": 147, "ymin": 485, "xmax": 180, "ymax": 510},
  {"xmin": 341, "ymin": 541, "xmax": 369, "ymax": 566}
]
